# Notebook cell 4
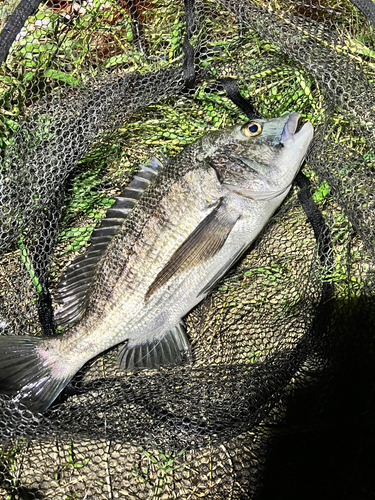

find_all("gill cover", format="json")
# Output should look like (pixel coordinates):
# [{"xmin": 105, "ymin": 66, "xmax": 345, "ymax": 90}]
[{"xmin": 215, "ymin": 113, "xmax": 314, "ymax": 201}]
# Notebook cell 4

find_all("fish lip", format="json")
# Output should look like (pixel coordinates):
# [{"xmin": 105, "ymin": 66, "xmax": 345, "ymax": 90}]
[{"xmin": 280, "ymin": 112, "xmax": 312, "ymax": 145}]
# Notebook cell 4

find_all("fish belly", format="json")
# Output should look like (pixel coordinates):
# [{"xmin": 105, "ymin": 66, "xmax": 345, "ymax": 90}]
[{"xmin": 112, "ymin": 195, "xmax": 282, "ymax": 346}]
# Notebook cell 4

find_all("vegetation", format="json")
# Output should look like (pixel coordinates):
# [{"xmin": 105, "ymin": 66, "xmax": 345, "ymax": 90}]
[{"xmin": 132, "ymin": 446, "xmax": 190, "ymax": 498}]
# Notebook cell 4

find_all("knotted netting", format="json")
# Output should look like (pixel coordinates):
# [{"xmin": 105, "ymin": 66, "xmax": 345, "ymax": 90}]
[{"xmin": 0, "ymin": 0, "xmax": 374, "ymax": 498}]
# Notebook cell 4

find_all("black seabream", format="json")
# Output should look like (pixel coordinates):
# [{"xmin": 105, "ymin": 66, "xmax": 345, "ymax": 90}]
[{"xmin": 0, "ymin": 112, "xmax": 313, "ymax": 411}]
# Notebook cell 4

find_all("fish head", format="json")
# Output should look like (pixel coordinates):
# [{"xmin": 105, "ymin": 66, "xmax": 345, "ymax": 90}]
[{"xmin": 209, "ymin": 112, "xmax": 314, "ymax": 201}]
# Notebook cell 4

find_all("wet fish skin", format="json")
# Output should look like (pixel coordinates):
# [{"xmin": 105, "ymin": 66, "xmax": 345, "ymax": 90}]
[{"xmin": 0, "ymin": 112, "xmax": 313, "ymax": 411}]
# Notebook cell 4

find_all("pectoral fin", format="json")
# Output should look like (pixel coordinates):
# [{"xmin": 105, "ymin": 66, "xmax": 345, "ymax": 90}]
[{"xmin": 146, "ymin": 197, "xmax": 239, "ymax": 301}]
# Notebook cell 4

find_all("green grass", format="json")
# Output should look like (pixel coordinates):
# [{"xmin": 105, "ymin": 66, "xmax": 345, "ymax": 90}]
[
  {"xmin": 4, "ymin": 0, "xmax": 370, "ymax": 263},
  {"xmin": 17, "ymin": 235, "xmax": 42, "ymax": 294},
  {"xmin": 0, "ymin": 439, "xmax": 26, "ymax": 500},
  {"xmin": 132, "ymin": 446, "xmax": 190, "ymax": 498},
  {"xmin": 54, "ymin": 441, "xmax": 90, "ymax": 484}
]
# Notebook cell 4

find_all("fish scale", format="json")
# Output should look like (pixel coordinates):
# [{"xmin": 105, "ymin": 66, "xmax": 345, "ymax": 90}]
[{"xmin": 0, "ymin": 112, "xmax": 313, "ymax": 411}]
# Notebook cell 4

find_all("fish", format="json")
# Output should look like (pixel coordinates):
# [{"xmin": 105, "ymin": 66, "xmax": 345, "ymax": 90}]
[{"xmin": 0, "ymin": 112, "xmax": 313, "ymax": 412}]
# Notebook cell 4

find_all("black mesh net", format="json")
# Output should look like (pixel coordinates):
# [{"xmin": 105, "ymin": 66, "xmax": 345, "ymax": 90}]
[{"xmin": 0, "ymin": 0, "xmax": 374, "ymax": 498}]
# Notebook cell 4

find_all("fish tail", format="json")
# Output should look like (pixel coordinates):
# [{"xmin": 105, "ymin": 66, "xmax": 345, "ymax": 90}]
[{"xmin": 0, "ymin": 335, "xmax": 72, "ymax": 412}]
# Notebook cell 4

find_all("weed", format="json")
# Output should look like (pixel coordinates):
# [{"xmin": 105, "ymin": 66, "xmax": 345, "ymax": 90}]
[
  {"xmin": 54, "ymin": 441, "xmax": 90, "ymax": 484},
  {"xmin": 17, "ymin": 235, "xmax": 42, "ymax": 294},
  {"xmin": 132, "ymin": 447, "xmax": 189, "ymax": 498},
  {"xmin": 0, "ymin": 440, "xmax": 26, "ymax": 499}
]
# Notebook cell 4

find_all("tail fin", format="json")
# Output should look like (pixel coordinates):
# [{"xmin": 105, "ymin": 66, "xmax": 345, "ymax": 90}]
[{"xmin": 0, "ymin": 335, "xmax": 72, "ymax": 412}]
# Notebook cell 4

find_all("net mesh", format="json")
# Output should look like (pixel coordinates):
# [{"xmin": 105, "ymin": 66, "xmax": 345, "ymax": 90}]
[{"xmin": 0, "ymin": 0, "xmax": 374, "ymax": 498}]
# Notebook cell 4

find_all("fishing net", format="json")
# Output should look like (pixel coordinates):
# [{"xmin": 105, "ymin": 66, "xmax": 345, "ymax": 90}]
[{"xmin": 0, "ymin": 0, "xmax": 374, "ymax": 498}]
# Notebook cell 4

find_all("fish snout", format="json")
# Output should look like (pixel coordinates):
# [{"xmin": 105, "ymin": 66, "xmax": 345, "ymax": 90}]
[{"xmin": 281, "ymin": 112, "xmax": 314, "ymax": 146}]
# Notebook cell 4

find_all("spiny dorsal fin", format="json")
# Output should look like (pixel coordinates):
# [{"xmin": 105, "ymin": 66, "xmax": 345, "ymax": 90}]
[{"xmin": 54, "ymin": 157, "xmax": 163, "ymax": 328}]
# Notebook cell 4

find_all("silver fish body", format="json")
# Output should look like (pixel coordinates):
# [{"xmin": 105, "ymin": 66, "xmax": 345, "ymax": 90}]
[{"xmin": 0, "ymin": 112, "xmax": 313, "ymax": 411}]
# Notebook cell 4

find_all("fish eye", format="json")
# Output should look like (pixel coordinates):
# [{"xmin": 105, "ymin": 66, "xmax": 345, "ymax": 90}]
[{"xmin": 241, "ymin": 122, "xmax": 262, "ymax": 137}]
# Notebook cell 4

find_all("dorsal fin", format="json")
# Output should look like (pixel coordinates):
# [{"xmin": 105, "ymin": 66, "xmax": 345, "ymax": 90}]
[{"xmin": 54, "ymin": 157, "xmax": 162, "ymax": 328}]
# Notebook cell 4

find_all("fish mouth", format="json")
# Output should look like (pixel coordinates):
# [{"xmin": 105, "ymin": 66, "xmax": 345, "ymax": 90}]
[
  {"xmin": 295, "ymin": 116, "xmax": 303, "ymax": 133},
  {"xmin": 280, "ymin": 112, "xmax": 313, "ymax": 145}
]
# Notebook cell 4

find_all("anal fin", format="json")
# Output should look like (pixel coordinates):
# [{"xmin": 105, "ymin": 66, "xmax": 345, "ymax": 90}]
[{"xmin": 118, "ymin": 324, "xmax": 191, "ymax": 371}]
